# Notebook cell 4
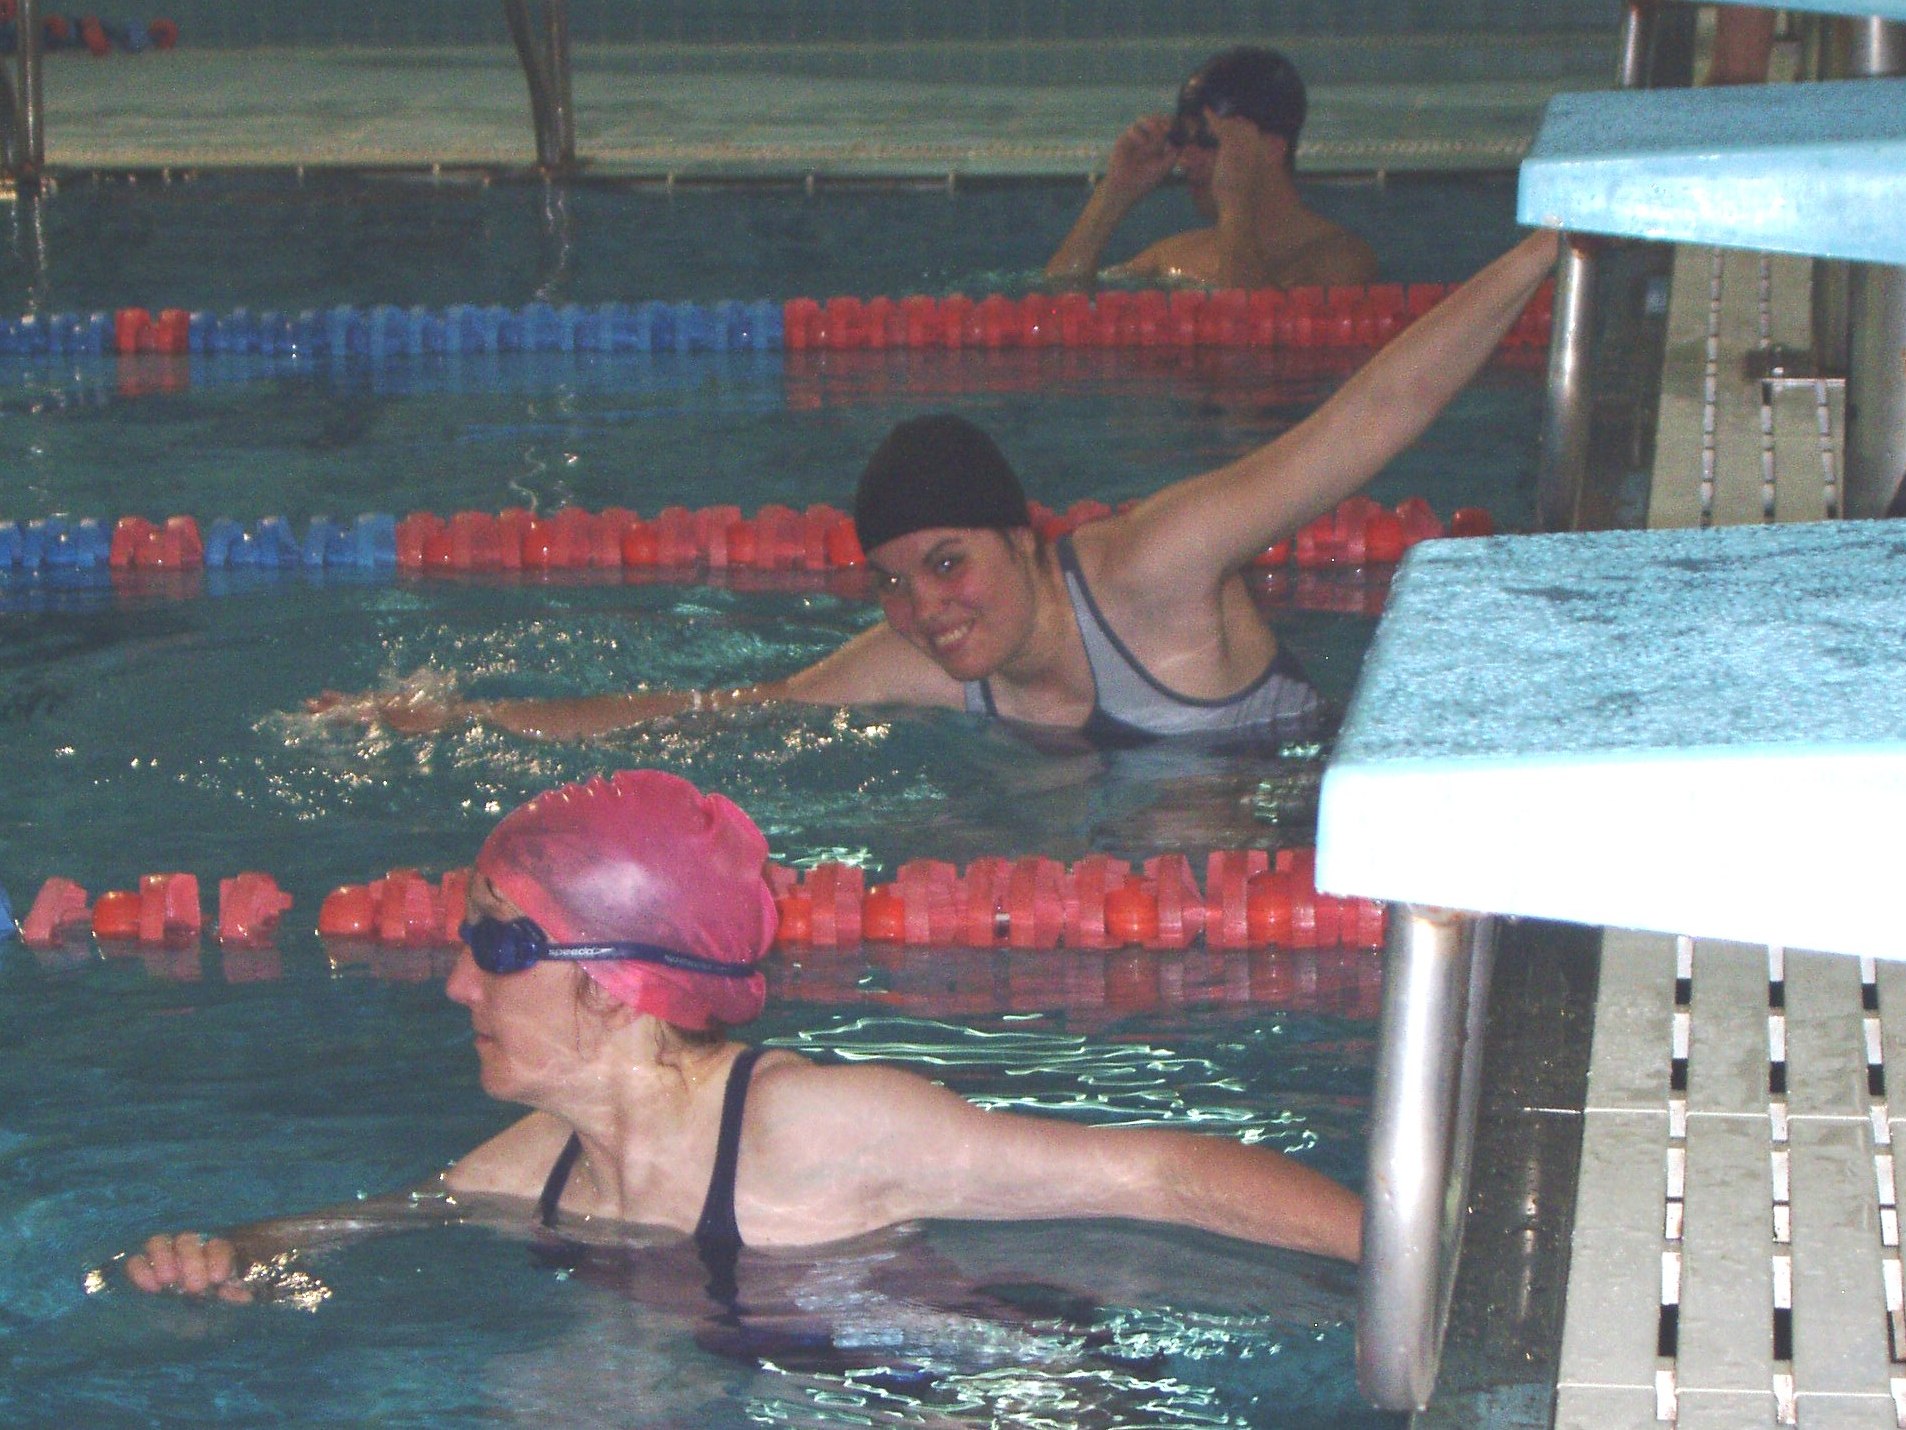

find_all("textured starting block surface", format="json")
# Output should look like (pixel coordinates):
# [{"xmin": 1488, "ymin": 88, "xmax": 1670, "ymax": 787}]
[
  {"xmin": 1517, "ymin": 77, "xmax": 1906, "ymax": 265},
  {"xmin": 1315, "ymin": 520, "xmax": 1906, "ymax": 958}
]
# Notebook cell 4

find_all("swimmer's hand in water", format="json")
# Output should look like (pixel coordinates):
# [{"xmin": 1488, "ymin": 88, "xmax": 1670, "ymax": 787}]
[
  {"xmin": 121, "ymin": 1232, "xmax": 255, "ymax": 1303},
  {"xmin": 305, "ymin": 667, "xmax": 489, "ymax": 735},
  {"xmin": 306, "ymin": 684, "xmax": 475, "ymax": 735}
]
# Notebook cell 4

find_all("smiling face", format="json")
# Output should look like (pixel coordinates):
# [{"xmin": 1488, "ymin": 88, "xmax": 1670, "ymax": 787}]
[
  {"xmin": 867, "ymin": 526, "xmax": 1041, "ymax": 684},
  {"xmin": 446, "ymin": 872, "xmax": 604, "ymax": 1105}
]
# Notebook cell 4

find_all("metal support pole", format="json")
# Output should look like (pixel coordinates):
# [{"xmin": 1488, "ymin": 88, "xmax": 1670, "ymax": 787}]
[
  {"xmin": 1616, "ymin": 0, "xmax": 1657, "ymax": 88},
  {"xmin": 1848, "ymin": 16, "xmax": 1906, "ymax": 76},
  {"xmin": 1840, "ymin": 19, "xmax": 1906, "ymax": 518},
  {"xmin": 1357, "ymin": 906, "xmax": 1498, "ymax": 1412},
  {"xmin": 503, "ymin": 0, "xmax": 575, "ymax": 174},
  {"xmin": 1529, "ymin": 1, "xmax": 1662, "ymax": 536},
  {"xmin": 1536, "ymin": 236, "xmax": 1598, "ymax": 533},
  {"xmin": 544, "ymin": 0, "xmax": 575, "ymax": 172},
  {"xmin": 503, "ymin": 0, "xmax": 552, "ymax": 167},
  {"xmin": 17, "ymin": 0, "xmax": 44, "ymax": 180},
  {"xmin": 1844, "ymin": 264, "xmax": 1906, "ymax": 518}
]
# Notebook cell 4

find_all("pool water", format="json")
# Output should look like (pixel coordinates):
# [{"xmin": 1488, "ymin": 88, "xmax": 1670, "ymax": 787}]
[{"xmin": 0, "ymin": 174, "xmax": 1537, "ymax": 1427}]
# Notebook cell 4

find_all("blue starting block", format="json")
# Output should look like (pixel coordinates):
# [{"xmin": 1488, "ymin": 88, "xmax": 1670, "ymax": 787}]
[
  {"xmin": 1518, "ymin": 76, "xmax": 1906, "ymax": 265},
  {"xmin": 1319, "ymin": 521, "xmax": 1906, "ymax": 959}
]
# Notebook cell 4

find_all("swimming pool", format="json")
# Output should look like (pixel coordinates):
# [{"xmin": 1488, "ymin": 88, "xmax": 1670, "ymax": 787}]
[{"xmin": 0, "ymin": 174, "xmax": 1536, "ymax": 1426}]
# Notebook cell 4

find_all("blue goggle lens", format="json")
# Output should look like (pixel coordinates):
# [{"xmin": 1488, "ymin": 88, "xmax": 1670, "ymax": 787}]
[{"xmin": 459, "ymin": 916, "xmax": 547, "ymax": 974}]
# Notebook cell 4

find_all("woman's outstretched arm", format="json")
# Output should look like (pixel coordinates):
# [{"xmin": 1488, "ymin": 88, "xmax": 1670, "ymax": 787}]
[{"xmin": 1103, "ymin": 228, "xmax": 1560, "ymax": 592}]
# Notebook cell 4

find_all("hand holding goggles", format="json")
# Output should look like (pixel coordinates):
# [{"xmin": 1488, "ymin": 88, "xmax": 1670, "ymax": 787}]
[
  {"xmin": 459, "ymin": 915, "xmax": 760, "ymax": 980},
  {"xmin": 1166, "ymin": 112, "xmax": 1219, "ymax": 151},
  {"xmin": 1167, "ymin": 92, "xmax": 1233, "ymax": 151}
]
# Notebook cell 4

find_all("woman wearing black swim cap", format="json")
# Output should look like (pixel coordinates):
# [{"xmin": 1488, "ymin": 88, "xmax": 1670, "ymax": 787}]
[{"xmin": 313, "ymin": 229, "xmax": 1559, "ymax": 743}]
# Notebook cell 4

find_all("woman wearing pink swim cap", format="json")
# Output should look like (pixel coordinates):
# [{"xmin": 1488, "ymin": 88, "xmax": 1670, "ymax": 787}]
[{"xmin": 122, "ymin": 770, "xmax": 1359, "ymax": 1307}]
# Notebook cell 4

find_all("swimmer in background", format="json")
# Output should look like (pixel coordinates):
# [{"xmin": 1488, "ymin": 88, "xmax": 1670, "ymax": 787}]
[
  {"xmin": 1044, "ymin": 46, "xmax": 1378, "ymax": 291},
  {"xmin": 312, "ymin": 228, "xmax": 1560, "ymax": 743},
  {"xmin": 120, "ymin": 770, "xmax": 1362, "ymax": 1307}
]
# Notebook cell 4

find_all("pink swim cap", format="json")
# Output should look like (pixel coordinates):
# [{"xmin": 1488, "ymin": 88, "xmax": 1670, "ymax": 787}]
[{"xmin": 474, "ymin": 770, "xmax": 776, "ymax": 1030}]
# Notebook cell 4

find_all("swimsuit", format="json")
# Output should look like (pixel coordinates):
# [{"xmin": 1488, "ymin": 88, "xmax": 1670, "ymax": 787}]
[
  {"xmin": 963, "ymin": 534, "xmax": 1324, "ymax": 744},
  {"xmin": 538, "ymin": 1044, "xmax": 762, "ymax": 1303}
]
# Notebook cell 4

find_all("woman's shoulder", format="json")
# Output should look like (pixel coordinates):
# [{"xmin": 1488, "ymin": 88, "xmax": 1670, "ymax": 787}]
[
  {"xmin": 442, "ymin": 1109, "xmax": 575, "ymax": 1199},
  {"xmin": 744, "ymin": 1053, "xmax": 972, "ymax": 1147}
]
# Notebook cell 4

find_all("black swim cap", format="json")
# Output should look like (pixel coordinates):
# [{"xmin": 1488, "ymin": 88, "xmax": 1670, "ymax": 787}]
[
  {"xmin": 853, "ymin": 414, "xmax": 1032, "ymax": 555},
  {"xmin": 1177, "ymin": 47, "xmax": 1306, "ymax": 157}
]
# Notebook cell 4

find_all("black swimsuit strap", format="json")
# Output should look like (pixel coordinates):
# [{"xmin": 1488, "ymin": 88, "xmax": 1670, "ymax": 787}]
[
  {"xmin": 534, "ymin": 1046, "xmax": 761, "ymax": 1308},
  {"xmin": 537, "ymin": 1131, "xmax": 584, "ymax": 1230},
  {"xmin": 695, "ymin": 1045, "xmax": 763, "ymax": 1253}
]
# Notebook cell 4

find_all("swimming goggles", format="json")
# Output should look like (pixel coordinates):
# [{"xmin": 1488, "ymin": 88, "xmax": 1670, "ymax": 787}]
[
  {"xmin": 458, "ymin": 915, "xmax": 758, "ymax": 979},
  {"xmin": 1167, "ymin": 92, "xmax": 1231, "ymax": 150}
]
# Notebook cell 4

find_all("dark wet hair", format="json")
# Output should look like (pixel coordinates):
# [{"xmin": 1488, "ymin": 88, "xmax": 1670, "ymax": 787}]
[
  {"xmin": 853, "ymin": 414, "xmax": 1032, "ymax": 555},
  {"xmin": 1178, "ymin": 47, "xmax": 1307, "ymax": 170}
]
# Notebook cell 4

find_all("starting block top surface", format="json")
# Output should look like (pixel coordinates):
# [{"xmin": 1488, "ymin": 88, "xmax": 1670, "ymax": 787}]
[
  {"xmin": 1707, "ymin": 0, "xmax": 1906, "ymax": 13},
  {"xmin": 1517, "ymin": 77, "xmax": 1906, "ymax": 265},
  {"xmin": 1315, "ymin": 520, "xmax": 1906, "ymax": 958}
]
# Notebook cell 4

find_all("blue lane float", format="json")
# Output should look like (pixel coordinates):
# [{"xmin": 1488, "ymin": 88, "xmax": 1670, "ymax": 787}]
[{"xmin": 0, "ymin": 299, "xmax": 788, "ymax": 360}]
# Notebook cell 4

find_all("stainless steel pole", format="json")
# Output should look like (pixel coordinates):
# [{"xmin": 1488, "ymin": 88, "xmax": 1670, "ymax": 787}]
[
  {"xmin": 502, "ymin": 0, "xmax": 553, "ymax": 169},
  {"xmin": 545, "ymin": 0, "xmax": 575, "ymax": 171},
  {"xmin": 1841, "ymin": 18, "xmax": 1906, "ymax": 517},
  {"xmin": 1536, "ymin": 236, "xmax": 1599, "ymax": 533},
  {"xmin": 18, "ymin": 0, "xmax": 44, "ymax": 177},
  {"xmin": 1356, "ymin": 907, "xmax": 1498, "ymax": 1411},
  {"xmin": 1616, "ymin": 0, "xmax": 1657, "ymax": 87}
]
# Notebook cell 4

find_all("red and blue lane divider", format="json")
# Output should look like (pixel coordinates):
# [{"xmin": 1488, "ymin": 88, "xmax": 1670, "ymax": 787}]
[
  {"xmin": 0, "ymin": 9, "xmax": 176, "ymax": 54},
  {"xmin": 0, "ymin": 281, "xmax": 1554, "ymax": 361},
  {"xmin": 0, "ymin": 495, "xmax": 1496, "ymax": 581},
  {"xmin": 6, "ymin": 846, "xmax": 1383, "ymax": 955}
]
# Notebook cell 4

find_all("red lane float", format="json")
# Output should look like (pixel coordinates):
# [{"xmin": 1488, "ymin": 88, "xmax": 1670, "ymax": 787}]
[
  {"xmin": 20, "ymin": 871, "xmax": 292, "ymax": 947},
  {"xmin": 395, "ymin": 502, "xmax": 860, "ymax": 574},
  {"xmin": 108, "ymin": 515, "xmax": 203, "ymax": 570},
  {"xmin": 384, "ymin": 494, "xmax": 1487, "ymax": 577},
  {"xmin": 16, "ymin": 846, "xmax": 1383, "ymax": 956},
  {"xmin": 22, "ymin": 877, "xmax": 91, "ymax": 945},
  {"xmin": 781, "ymin": 282, "xmax": 1552, "ymax": 354},
  {"xmin": 772, "ymin": 848, "xmax": 1381, "ymax": 953},
  {"xmin": 317, "ymin": 868, "xmax": 467, "ymax": 946},
  {"xmin": 770, "ymin": 944, "xmax": 1384, "ymax": 1022},
  {"xmin": 216, "ymin": 872, "xmax": 293, "ymax": 947},
  {"xmin": 83, "ymin": 872, "xmax": 200, "ymax": 945},
  {"xmin": 33, "ymin": 920, "xmax": 1379, "ymax": 1016}
]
